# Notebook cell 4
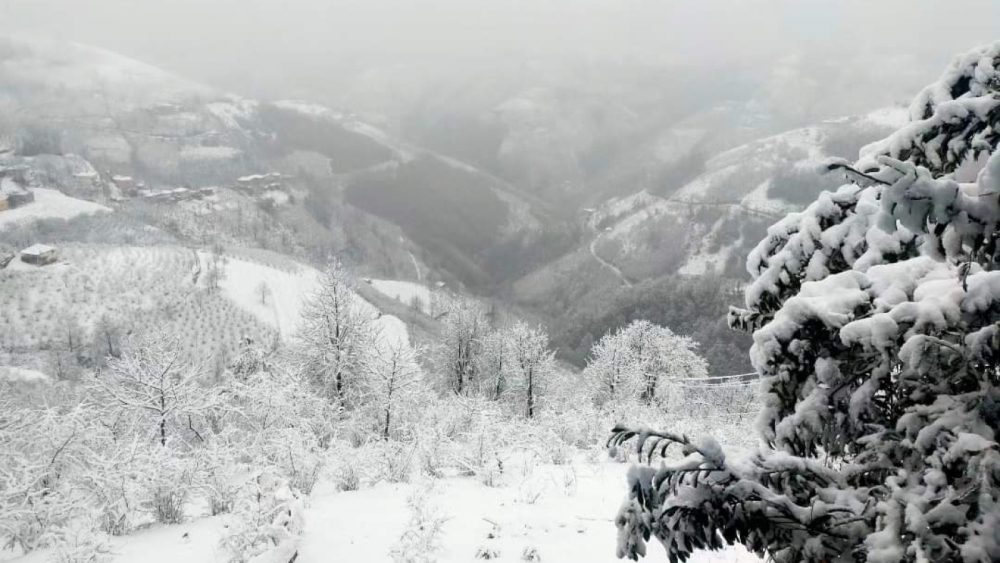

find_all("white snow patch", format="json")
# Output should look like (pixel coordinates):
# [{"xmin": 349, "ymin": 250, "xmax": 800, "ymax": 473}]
[
  {"xmin": 179, "ymin": 145, "xmax": 242, "ymax": 161},
  {"xmin": 297, "ymin": 460, "xmax": 759, "ymax": 563},
  {"xmin": 0, "ymin": 366, "xmax": 50, "ymax": 384},
  {"xmin": 370, "ymin": 279, "xmax": 432, "ymax": 314},
  {"xmin": 0, "ymin": 188, "xmax": 111, "ymax": 231},
  {"xmin": 206, "ymin": 253, "xmax": 321, "ymax": 341},
  {"xmin": 2, "ymin": 515, "xmax": 229, "ymax": 563},
  {"xmin": 209, "ymin": 254, "xmax": 409, "ymax": 347}
]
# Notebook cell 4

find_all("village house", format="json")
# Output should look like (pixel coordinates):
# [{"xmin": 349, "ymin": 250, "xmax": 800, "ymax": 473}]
[
  {"xmin": 236, "ymin": 172, "xmax": 284, "ymax": 192},
  {"xmin": 73, "ymin": 170, "xmax": 100, "ymax": 189},
  {"xmin": 111, "ymin": 174, "xmax": 136, "ymax": 195},
  {"xmin": 0, "ymin": 167, "xmax": 34, "ymax": 211},
  {"xmin": 20, "ymin": 244, "xmax": 58, "ymax": 266}
]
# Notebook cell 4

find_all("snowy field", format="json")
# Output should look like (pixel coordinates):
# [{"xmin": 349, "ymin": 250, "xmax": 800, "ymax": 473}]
[
  {"xmin": 210, "ymin": 253, "xmax": 410, "ymax": 347},
  {"xmin": 370, "ymin": 279, "xmax": 433, "ymax": 315},
  {"xmin": 0, "ymin": 188, "xmax": 110, "ymax": 231},
  {"xmin": 2, "ymin": 458, "xmax": 760, "ymax": 563}
]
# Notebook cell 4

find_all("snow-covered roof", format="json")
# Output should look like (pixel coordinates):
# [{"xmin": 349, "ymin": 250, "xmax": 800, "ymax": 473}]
[
  {"xmin": 112, "ymin": 175, "xmax": 133, "ymax": 182},
  {"xmin": 21, "ymin": 244, "xmax": 56, "ymax": 256},
  {"xmin": 238, "ymin": 172, "xmax": 281, "ymax": 183},
  {"xmin": 0, "ymin": 177, "xmax": 27, "ymax": 195}
]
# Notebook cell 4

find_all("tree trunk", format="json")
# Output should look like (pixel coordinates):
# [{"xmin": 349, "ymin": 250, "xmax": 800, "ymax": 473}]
[
  {"xmin": 160, "ymin": 394, "xmax": 167, "ymax": 446},
  {"xmin": 526, "ymin": 367, "xmax": 535, "ymax": 419}
]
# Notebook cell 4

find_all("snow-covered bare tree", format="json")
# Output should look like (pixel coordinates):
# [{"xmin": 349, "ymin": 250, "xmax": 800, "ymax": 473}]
[
  {"xmin": 586, "ymin": 320, "xmax": 707, "ymax": 407},
  {"xmin": 256, "ymin": 281, "xmax": 272, "ymax": 306},
  {"xmin": 612, "ymin": 42, "xmax": 1000, "ymax": 563},
  {"xmin": 297, "ymin": 261, "xmax": 374, "ymax": 403},
  {"xmin": 434, "ymin": 297, "xmax": 489, "ymax": 395},
  {"xmin": 90, "ymin": 329, "xmax": 217, "ymax": 446},
  {"xmin": 0, "ymin": 397, "xmax": 104, "ymax": 554},
  {"xmin": 585, "ymin": 329, "xmax": 638, "ymax": 406},
  {"xmin": 477, "ymin": 329, "xmax": 509, "ymax": 401},
  {"xmin": 359, "ymin": 339, "xmax": 425, "ymax": 440},
  {"xmin": 218, "ymin": 346, "xmax": 336, "ymax": 495},
  {"xmin": 503, "ymin": 322, "xmax": 556, "ymax": 419}
]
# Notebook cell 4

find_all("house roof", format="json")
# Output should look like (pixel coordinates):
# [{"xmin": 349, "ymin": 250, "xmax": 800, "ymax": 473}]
[
  {"xmin": 21, "ymin": 244, "xmax": 56, "ymax": 256},
  {"xmin": 0, "ymin": 176, "xmax": 27, "ymax": 195}
]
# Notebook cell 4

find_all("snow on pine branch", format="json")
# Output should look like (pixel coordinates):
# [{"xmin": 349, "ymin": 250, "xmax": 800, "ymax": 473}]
[{"xmin": 620, "ymin": 41, "xmax": 1000, "ymax": 563}]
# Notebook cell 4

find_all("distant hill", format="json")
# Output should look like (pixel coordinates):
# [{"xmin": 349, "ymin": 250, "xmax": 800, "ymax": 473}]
[{"xmin": 0, "ymin": 35, "xmax": 557, "ymax": 290}]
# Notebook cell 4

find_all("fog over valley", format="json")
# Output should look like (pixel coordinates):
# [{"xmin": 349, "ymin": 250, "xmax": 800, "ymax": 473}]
[{"xmin": 2, "ymin": 3, "xmax": 1000, "ymax": 563}]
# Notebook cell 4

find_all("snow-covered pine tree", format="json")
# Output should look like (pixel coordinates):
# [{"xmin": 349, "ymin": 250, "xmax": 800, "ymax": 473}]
[{"xmin": 612, "ymin": 42, "xmax": 1000, "ymax": 563}]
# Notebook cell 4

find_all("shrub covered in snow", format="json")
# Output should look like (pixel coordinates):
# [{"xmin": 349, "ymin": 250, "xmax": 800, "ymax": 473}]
[
  {"xmin": 613, "ymin": 42, "xmax": 1000, "ymax": 563},
  {"xmin": 220, "ymin": 473, "xmax": 305, "ymax": 563},
  {"xmin": 584, "ymin": 319, "xmax": 708, "ymax": 407}
]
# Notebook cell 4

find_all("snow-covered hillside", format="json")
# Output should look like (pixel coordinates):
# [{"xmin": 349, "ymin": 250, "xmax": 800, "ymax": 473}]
[
  {"xmin": 585, "ymin": 106, "xmax": 909, "ymax": 278},
  {"xmin": 207, "ymin": 252, "xmax": 410, "ymax": 348},
  {"xmin": 0, "ymin": 188, "xmax": 110, "ymax": 231},
  {"xmin": 370, "ymin": 279, "xmax": 433, "ymax": 314},
  {"xmin": 0, "ymin": 35, "xmax": 215, "ymax": 108}
]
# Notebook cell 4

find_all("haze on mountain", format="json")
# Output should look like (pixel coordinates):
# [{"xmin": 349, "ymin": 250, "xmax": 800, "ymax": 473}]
[
  {"xmin": 4, "ymin": 4, "xmax": 1000, "ymax": 563},
  {"xmin": 5, "ymin": 0, "xmax": 999, "ymax": 103}
]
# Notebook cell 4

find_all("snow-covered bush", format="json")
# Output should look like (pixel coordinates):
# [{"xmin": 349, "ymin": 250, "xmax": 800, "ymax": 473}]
[
  {"xmin": 324, "ymin": 440, "xmax": 377, "ymax": 491},
  {"xmin": 374, "ymin": 440, "xmax": 418, "ymax": 484},
  {"xmin": 220, "ymin": 348, "xmax": 338, "ymax": 494},
  {"xmin": 80, "ymin": 438, "xmax": 146, "ymax": 536},
  {"xmin": 0, "ymin": 399, "xmax": 101, "ymax": 554},
  {"xmin": 138, "ymin": 443, "xmax": 196, "ymax": 525},
  {"xmin": 614, "ymin": 42, "xmax": 1000, "ymax": 563},
  {"xmin": 47, "ymin": 521, "xmax": 114, "ymax": 563},
  {"xmin": 195, "ymin": 435, "xmax": 244, "ymax": 516},
  {"xmin": 390, "ymin": 487, "xmax": 448, "ymax": 563},
  {"xmin": 220, "ymin": 472, "xmax": 304, "ymax": 563}
]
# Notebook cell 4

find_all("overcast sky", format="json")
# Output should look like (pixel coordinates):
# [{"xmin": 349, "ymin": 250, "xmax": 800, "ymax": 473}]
[{"xmin": 3, "ymin": 0, "xmax": 999, "ymax": 98}]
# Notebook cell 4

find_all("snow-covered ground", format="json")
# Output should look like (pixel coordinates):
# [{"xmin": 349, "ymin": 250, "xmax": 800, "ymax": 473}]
[
  {"xmin": 300, "ymin": 460, "xmax": 760, "ymax": 563},
  {"xmin": 0, "ymin": 188, "xmax": 110, "ymax": 231},
  {"xmin": 0, "ymin": 366, "xmax": 50, "ymax": 384},
  {"xmin": 209, "ymin": 253, "xmax": 322, "ymax": 341},
  {"xmin": 2, "ymin": 459, "xmax": 760, "ymax": 563},
  {"xmin": 210, "ymin": 254, "xmax": 410, "ymax": 347},
  {"xmin": 2, "ymin": 515, "xmax": 229, "ymax": 563},
  {"xmin": 370, "ymin": 279, "xmax": 433, "ymax": 314}
]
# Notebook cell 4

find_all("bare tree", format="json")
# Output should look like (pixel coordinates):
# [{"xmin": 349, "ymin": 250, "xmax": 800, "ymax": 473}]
[
  {"xmin": 434, "ymin": 297, "xmax": 488, "ymax": 395},
  {"xmin": 91, "ymin": 329, "xmax": 216, "ymax": 446},
  {"xmin": 256, "ymin": 281, "xmax": 272, "ymax": 306},
  {"xmin": 95, "ymin": 313, "xmax": 122, "ymax": 359},
  {"xmin": 503, "ymin": 322, "xmax": 555, "ymax": 419},
  {"xmin": 297, "ymin": 261, "xmax": 374, "ymax": 403},
  {"xmin": 359, "ymin": 340, "xmax": 424, "ymax": 440}
]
